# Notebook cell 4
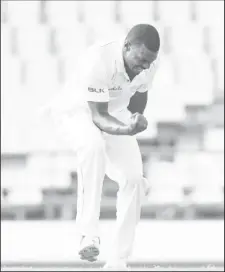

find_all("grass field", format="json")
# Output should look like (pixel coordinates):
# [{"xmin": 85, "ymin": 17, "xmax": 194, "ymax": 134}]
[
  {"xmin": 1, "ymin": 264, "xmax": 224, "ymax": 271},
  {"xmin": 1, "ymin": 220, "xmax": 224, "ymax": 271}
]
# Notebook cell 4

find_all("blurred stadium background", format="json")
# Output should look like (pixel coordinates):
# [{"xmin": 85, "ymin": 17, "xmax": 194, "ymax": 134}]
[{"xmin": 1, "ymin": 0, "xmax": 224, "ymax": 270}]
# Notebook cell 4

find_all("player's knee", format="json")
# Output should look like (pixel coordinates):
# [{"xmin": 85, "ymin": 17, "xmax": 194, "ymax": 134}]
[
  {"xmin": 126, "ymin": 174, "xmax": 150, "ymax": 195},
  {"xmin": 127, "ymin": 173, "xmax": 143, "ymax": 188}
]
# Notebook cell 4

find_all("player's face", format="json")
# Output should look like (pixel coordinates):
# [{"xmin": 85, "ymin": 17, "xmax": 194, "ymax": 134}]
[{"xmin": 123, "ymin": 42, "xmax": 158, "ymax": 77}]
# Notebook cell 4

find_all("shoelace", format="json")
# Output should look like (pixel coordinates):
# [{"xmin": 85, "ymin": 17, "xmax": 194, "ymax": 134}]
[{"xmin": 92, "ymin": 236, "xmax": 100, "ymax": 245}]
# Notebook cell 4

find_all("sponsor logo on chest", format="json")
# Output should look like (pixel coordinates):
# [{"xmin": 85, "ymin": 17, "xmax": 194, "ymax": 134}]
[
  {"xmin": 88, "ymin": 87, "xmax": 105, "ymax": 93},
  {"xmin": 109, "ymin": 86, "xmax": 123, "ymax": 98},
  {"xmin": 109, "ymin": 86, "xmax": 122, "ymax": 91}
]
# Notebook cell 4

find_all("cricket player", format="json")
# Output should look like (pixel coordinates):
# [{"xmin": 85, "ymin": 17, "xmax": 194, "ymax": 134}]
[{"xmin": 47, "ymin": 24, "xmax": 160, "ymax": 270}]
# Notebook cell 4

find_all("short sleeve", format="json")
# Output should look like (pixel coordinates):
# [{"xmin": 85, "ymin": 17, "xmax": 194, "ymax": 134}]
[{"xmin": 80, "ymin": 48, "xmax": 109, "ymax": 102}]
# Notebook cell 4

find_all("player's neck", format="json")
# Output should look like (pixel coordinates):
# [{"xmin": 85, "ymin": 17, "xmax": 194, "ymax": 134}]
[{"xmin": 123, "ymin": 59, "xmax": 136, "ymax": 82}]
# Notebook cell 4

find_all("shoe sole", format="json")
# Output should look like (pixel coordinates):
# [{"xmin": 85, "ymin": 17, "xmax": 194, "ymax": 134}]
[
  {"xmin": 80, "ymin": 254, "xmax": 97, "ymax": 262},
  {"xmin": 78, "ymin": 245, "xmax": 99, "ymax": 262}
]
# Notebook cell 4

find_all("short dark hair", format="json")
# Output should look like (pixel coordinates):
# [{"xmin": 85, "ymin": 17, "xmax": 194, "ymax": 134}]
[{"xmin": 126, "ymin": 24, "xmax": 160, "ymax": 52}]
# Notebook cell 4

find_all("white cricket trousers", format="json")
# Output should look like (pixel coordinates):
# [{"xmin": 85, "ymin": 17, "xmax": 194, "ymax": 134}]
[{"xmin": 53, "ymin": 108, "xmax": 149, "ymax": 262}]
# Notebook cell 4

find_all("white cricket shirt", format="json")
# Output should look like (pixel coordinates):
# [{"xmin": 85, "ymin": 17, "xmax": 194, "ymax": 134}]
[{"xmin": 49, "ymin": 39, "xmax": 158, "ymax": 116}]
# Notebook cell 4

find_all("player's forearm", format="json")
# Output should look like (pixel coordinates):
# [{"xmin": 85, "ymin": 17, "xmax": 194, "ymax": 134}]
[{"xmin": 92, "ymin": 112, "xmax": 131, "ymax": 135}]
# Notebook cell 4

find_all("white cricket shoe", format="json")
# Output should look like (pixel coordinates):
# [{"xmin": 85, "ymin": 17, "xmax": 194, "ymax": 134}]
[
  {"xmin": 78, "ymin": 236, "xmax": 100, "ymax": 262},
  {"xmin": 102, "ymin": 260, "xmax": 130, "ymax": 271}
]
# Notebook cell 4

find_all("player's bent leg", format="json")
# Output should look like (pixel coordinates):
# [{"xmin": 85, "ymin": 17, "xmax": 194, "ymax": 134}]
[
  {"xmin": 103, "ymin": 176, "xmax": 144, "ymax": 270},
  {"xmin": 104, "ymin": 134, "xmax": 147, "ymax": 268},
  {"xmin": 103, "ymin": 179, "xmax": 150, "ymax": 270},
  {"xmin": 110, "ymin": 174, "xmax": 143, "ymax": 262}
]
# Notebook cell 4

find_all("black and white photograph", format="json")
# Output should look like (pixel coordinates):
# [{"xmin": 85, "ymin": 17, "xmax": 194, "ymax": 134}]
[{"xmin": 1, "ymin": 0, "xmax": 224, "ymax": 271}]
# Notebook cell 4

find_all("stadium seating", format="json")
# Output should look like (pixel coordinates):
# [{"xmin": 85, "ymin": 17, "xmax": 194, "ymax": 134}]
[
  {"xmin": 1, "ymin": 122, "xmax": 23, "ymax": 154},
  {"xmin": 119, "ymin": 1, "xmax": 154, "ymax": 29},
  {"xmin": 1, "ymin": 1, "xmax": 224, "ymax": 217},
  {"xmin": 9, "ymin": 57, "xmax": 62, "ymax": 153},
  {"xmin": 1, "ymin": 55, "xmax": 23, "ymax": 95},
  {"xmin": 1, "ymin": 167, "xmax": 27, "ymax": 195},
  {"xmin": 177, "ymin": 125, "xmax": 205, "ymax": 152},
  {"xmin": 1, "ymin": 88, "xmax": 23, "ymax": 153},
  {"xmin": 147, "ymin": 54, "xmax": 186, "ymax": 122},
  {"xmin": 208, "ymin": 100, "xmax": 224, "ymax": 127},
  {"xmin": 173, "ymin": 152, "xmax": 193, "ymax": 182},
  {"xmin": 6, "ymin": 0, "xmax": 42, "ymax": 27},
  {"xmin": 1, "ymin": 0, "xmax": 8, "ymax": 24},
  {"xmin": 176, "ymin": 53, "xmax": 214, "ymax": 105},
  {"xmin": 24, "ymin": 57, "xmax": 60, "ymax": 95},
  {"xmin": 196, "ymin": 1, "xmax": 224, "ymax": 27},
  {"xmin": 188, "ymin": 152, "xmax": 224, "ymax": 206},
  {"xmin": 5, "ymin": 187, "xmax": 42, "ymax": 207},
  {"xmin": 215, "ymin": 57, "xmax": 224, "ymax": 92},
  {"xmin": 146, "ymin": 160, "xmax": 185, "ymax": 206},
  {"xmin": 207, "ymin": 25, "xmax": 224, "ymax": 57},
  {"xmin": 158, "ymin": 1, "xmax": 192, "ymax": 24},
  {"xmin": 169, "ymin": 23, "xmax": 205, "ymax": 56},
  {"xmin": 1, "ymin": 24, "xmax": 11, "ymax": 56},
  {"xmin": 214, "ymin": 153, "xmax": 225, "ymax": 188},
  {"xmin": 184, "ymin": 104, "xmax": 208, "ymax": 126},
  {"xmin": 175, "ymin": 151, "xmax": 224, "ymax": 195},
  {"xmin": 204, "ymin": 127, "xmax": 224, "ymax": 152},
  {"xmin": 16, "ymin": 26, "xmax": 51, "ymax": 60},
  {"xmin": 147, "ymin": 86, "xmax": 186, "ymax": 122},
  {"xmin": 25, "ymin": 153, "xmax": 74, "ymax": 189},
  {"xmin": 153, "ymin": 53, "xmax": 177, "ymax": 87},
  {"xmin": 84, "ymin": 1, "xmax": 118, "ymax": 26},
  {"xmin": 90, "ymin": 22, "xmax": 127, "ymax": 44},
  {"xmin": 45, "ymin": 0, "xmax": 81, "ymax": 27},
  {"xmin": 54, "ymin": 25, "xmax": 89, "ymax": 59},
  {"xmin": 60, "ymin": 57, "xmax": 75, "ymax": 85}
]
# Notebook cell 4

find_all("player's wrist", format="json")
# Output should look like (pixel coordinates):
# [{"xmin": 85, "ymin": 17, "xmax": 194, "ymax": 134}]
[{"xmin": 115, "ymin": 125, "xmax": 132, "ymax": 135}]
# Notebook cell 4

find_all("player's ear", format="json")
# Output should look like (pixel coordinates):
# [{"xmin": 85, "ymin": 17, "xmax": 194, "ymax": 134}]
[{"xmin": 124, "ymin": 40, "xmax": 131, "ymax": 52}]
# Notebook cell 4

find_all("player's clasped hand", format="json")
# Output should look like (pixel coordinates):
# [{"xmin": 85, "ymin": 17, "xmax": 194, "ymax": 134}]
[{"xmin": 128, "ymin": 112, "xmax": 148, "ymax": 135}]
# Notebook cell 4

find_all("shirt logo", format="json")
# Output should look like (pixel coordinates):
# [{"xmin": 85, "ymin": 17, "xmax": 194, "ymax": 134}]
[
  {"xmin": 109, "ymin": 86, "xmax": 122, "ymax": 91},
  {"xmin": 88, "ymin": 87, "xmax": 104, "ymax": 93}
]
